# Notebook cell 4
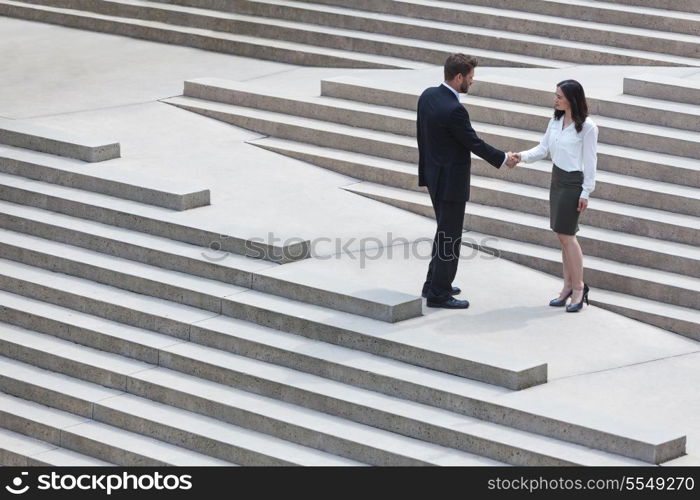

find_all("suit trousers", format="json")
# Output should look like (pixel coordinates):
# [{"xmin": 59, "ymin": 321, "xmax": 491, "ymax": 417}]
[{"xmin": 422, "ymin": 190, "xmax": 467, "ymax": 302}]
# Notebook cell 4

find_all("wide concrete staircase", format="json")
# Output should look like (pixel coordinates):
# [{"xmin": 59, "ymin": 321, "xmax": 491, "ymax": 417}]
[
  {"xmin": 0, "ymin": 118, "xmax": 689, "ymax": 466},
  {"xmin": 158, "ymin": 68, "xmax": 700, "ymax": 344},
  {"xmin": 1, "ymin": 0, "xmax": 700, "ymax": 68},
  {"xmin": 2, "ymin": 0, "xmax": 698, "ymax": 467}
]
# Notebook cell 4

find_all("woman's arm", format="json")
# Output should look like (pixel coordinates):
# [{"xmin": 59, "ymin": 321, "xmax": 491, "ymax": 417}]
[
  {"xmin": 519, "ymin": 120, "xmax": 553, "ymax": 163},
  {"xmin": 580, "ymin": 125, "xmax": 599, "ymax": 200}
]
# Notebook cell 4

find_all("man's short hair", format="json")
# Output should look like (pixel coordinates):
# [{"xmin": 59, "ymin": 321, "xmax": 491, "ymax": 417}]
[{"xmin": 444, "ymin": 54, "xmax": 479, "ymax": 81}]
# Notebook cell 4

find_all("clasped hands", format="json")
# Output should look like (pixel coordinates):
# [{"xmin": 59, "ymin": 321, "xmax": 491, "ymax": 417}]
[{"xmin": 505, "ymin": 152, "xmax": 521, "ymax": 168}]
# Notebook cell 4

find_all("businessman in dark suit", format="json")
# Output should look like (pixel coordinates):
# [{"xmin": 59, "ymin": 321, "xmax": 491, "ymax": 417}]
[{"xmin": 418, "ymin": 53, "xmax": 517, "ymax": 309}]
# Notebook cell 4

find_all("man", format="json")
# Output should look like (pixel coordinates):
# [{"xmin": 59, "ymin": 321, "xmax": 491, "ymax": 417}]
[{"xmin": 418, "ymin": 53, "xmax": 517, "ymax": 309}]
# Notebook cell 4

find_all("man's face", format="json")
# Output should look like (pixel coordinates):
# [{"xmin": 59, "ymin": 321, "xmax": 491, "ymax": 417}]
[{"xmin": 459, "ymin": 69, "xmax": 475, "ymax": 93}]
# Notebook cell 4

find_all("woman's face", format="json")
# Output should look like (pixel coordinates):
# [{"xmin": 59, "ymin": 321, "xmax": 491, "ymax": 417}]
[{"xmin": 554, "ymin": 87, "xmax": 570, "ymax": 112}]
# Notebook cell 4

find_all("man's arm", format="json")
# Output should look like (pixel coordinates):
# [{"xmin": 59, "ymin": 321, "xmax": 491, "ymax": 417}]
[
  {"xmin": 447, "ymin": 105, "xmax": 506, "ymax": 168},
  {"xmin": 416, "ymin": 100, "xmax": 427, "ymax": 186}
]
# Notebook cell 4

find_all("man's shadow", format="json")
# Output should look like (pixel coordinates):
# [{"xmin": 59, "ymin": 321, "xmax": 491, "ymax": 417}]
[{"xmin": 420, "ymin": 304, "xmax": 563, "ymax": 335}]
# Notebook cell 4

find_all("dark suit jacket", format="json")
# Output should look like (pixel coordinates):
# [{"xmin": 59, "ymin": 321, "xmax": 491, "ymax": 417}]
[{"xmin": 417, "ymin": 84, "xmax": 505, "ymax": 202}]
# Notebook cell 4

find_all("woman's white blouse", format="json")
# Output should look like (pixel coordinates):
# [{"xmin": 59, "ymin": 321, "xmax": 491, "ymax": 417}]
[{"xmin": 520, "ymin": 117, "xmax": 599, "ymax": 199}]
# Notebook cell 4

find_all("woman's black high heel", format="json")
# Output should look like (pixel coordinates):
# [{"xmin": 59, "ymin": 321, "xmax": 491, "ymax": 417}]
[
  {"xmin": 566, "ymin": 284, "xmax": 590, "ymax": 313},
  {"xmin": 549, "ymin": 289, "xmax": 572, "ymax": 307}
]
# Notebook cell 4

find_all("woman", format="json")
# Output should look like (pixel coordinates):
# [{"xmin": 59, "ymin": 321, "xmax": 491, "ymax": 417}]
[{"xmin": 514, "ymin": 80, "xmax": 598, "ymax": 312}]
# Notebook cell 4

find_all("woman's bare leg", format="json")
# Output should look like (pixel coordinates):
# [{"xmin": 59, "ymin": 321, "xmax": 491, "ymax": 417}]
[
  {"xmin": 559, "ymin": 234, "xmax": 585, "ymax": 303},
  {"xmin": 556, "ymin": 235, "xmax": 572, "ymax": 300}
]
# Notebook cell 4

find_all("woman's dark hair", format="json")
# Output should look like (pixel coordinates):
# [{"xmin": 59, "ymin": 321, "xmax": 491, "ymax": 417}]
[{"xmin": 554, "ymin": 79, "xmax": 588, "ymax": 133}]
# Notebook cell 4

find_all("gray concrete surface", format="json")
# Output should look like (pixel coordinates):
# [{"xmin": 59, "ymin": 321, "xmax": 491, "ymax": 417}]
[
  {"xmin": 0, "ymin": 15, "xmax": 698, "ymax": 465},
  {"xmin": 0, "ymin": 17, "xmax": 297, "ymax": 119}
]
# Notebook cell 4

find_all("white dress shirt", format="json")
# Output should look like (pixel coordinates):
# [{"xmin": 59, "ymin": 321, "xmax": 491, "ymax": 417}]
[
  {"xmin": 520, "ymin": 116, "xmax": 599, "ymax": 199},
  {"xmin": 442, "ymin": 82, "xmax": 508, "ymax": 168}
]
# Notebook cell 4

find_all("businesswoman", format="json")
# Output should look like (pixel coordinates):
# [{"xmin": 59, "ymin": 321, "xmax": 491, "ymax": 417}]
[{"xmin": 516, "ymin": 80, "xmax": 598, "ymax": 312}]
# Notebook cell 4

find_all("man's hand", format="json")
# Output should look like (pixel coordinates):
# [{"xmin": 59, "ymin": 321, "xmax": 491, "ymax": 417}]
[
  {"xmin": 577, "ymin": 198, "xmax": 588, "ymax": 213},
  {"xmin": 505, "ymin": 152, "xmax": 521, "ymax": 168}
]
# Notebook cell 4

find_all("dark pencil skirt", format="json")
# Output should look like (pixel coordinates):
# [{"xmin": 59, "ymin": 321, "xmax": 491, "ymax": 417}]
[{"xmin": 550, "ymin": 164, "xmax": 584, "ymax": 235}]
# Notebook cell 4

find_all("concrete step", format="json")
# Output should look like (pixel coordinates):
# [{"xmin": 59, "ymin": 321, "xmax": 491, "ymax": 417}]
[
  {"xmin": 166, "ymin": 97, "xmax": 700, "ymax": 245},
  {"xmin": 0, "ymin": 288, "xmax": 588, "ymax": 455},
  {"xmin": 29, "ymin": 0, "xmax": 576, "ymax": 68},
  {"xmin": 128, "ymin": 368, "xmax": 503, "ymax": 466},
  {"xmin": 463, "ymin": 73, "xmax": 700, "ymax": 133},
  {"xmin": 0, "ymin": 355, "xmax": 362, "ymax": 466},
  {"xmin": 164, "ymin": 98, "xmax": 700, "ymax": 247},
  {"xmin": 0, "ymin": 289, "xmax": 686, "ymax": 463},
  {"xmin": 0, "ymin": 323, "xmax": 156, "ymax": 394},
  {"xmin": 0, "ymin": 286, "xmax": 664, "ymax": 466},
  {"xmin": 0, "ymin": 258, "xmax": 541, "ymax": 389},
  {"xmin": 243, "ymin": 109, "xmax": 700, "ymax": 219},
  {"xmin": 0, "ymin": 289, "xmax": 181, "ymax": 365},
  {"xmin": 191, "ymin": 77, "xmax": 700, "ymax": 161},
  {"xmin": 322, "ymin": 76, "xmax": 700, "ymax": 187},
  {"xmin": 0, "ymin": 288, "xmax": 543, "ymax": 423},
  {"xmin": 0, "ymin": 199, "xmax": 404, "ymax": 322},
  {"xmin": 220, "ymin": 289, "xmax": 547, "ymax": 390},
  {"xmin": 595, "ymin": 0, "xmax": 700, "ymax": 14},
  {"xmin": 307, "ymin": 0, "xmax": 700, "ymax": 36},
  {"xmin": 0, "ymin": 145, "xmax": 210, "ymax": 210},
  {"xmin": 175, "ymin": 81, "xmax": 700, "ymax": 187},
  {"xmin": 427, "ymin": 0, "xmax": 700, "ymax": 36},
  {"xmin": 0, "ymin": 289, "xmax": 552, "ymax": 445},
  {"xmin": 624, "ymin": 73, "xmax": 700, "ymax": 105},
  {"xmin": 157, "ymin": 93, "xmax": 485, "ymax": 166},
  {"xmin": 250, "ymin": 263, "xmax": 423, "ymax": 323},
  {"xmin": 322, "ymin": 73, "xmax": 700, "ymax": 137},
  {"xmin": 0, "ymin": 116, "xmax": 119, "ymax": 162},
  {"xmin": 165, "ymin": 93, "xmax": 700, "ymax": 190},
  {"xmin": 119, "ymin": 0, "xmax": 700, "ymax": 36},
  {"xmin": 0, "ymin": 257, "xmax": 218, "ymax": 340},
  {"xmin": 154, "ymin": 341, "xmax": 682, "ymax": 465},
  {"xmin": 0, "ymin": 329, "xmax": 677, "ymax": 464},
  {"xmin": 590, "ymin": 288, "xmax": 700, "ymax": 343},
  {"xmin": 0, "ymin": 0, "xmax": 426, "ymax": 69},
  {"xmin": 463, "ymin": 175, "xmax": 700, "ymax": 248},
  {"xmin": 0, "ymin": 356, "xmax": 503, "ymax": 466},
  {"xmin": 254, "ymin": 132, "xmax": 700, "ymax": 216},
  {"xmin": 183, "ymin": 78, "xmax": 420, "ymax": 137},
  {"xmin": 0, "ymin": 392, "xmax": 233, "ymax": 465},
  {"xmin": 342, "ymin": 181, "xmax": 700, "ymax": 315},
  {"xmin": 0, "ymin": 199, "xmax": 273, "ymax": 286},
  {"xmin": 251, "ymin": 138, "xmax": 700, "ymax": 279},
  {"xmin": 0, "ymin": 428, "xmax": 113, "ymax": 466},
  {"xmin": 442, "ymin": 94, "xmax": 700, "ymax": 160},
  {"xmin": 0, "ymin": 226, "xmax": 422, "ymax": 322},
  {"xmin": 223, "ymin": 0, "xmax": 700, "ymax": 60},
  {"xmin": 0, "ymin": 171, "xmax": 310, "ymax": 263},
  {"xmin": 26, "ymin": 0, "xmax": 580, "ymax": 68},
  {"xmin": 21, "ymin": 0, "xmax": 588, "ymax": 69}
]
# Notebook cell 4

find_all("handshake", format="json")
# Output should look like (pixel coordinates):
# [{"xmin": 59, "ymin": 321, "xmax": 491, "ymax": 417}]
[{"xmin": 505, "ymin": 152, "xmax": 522, "ymax": 168}]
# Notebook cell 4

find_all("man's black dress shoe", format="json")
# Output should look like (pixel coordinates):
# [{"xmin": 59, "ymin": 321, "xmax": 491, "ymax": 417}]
[
  {"xmin": 422, "ymin": 286, "xmax": 461, "ymax": 298},
  {"xmin": 426, "ymin": 297, "xmax": 470, "ymax": 309}
]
